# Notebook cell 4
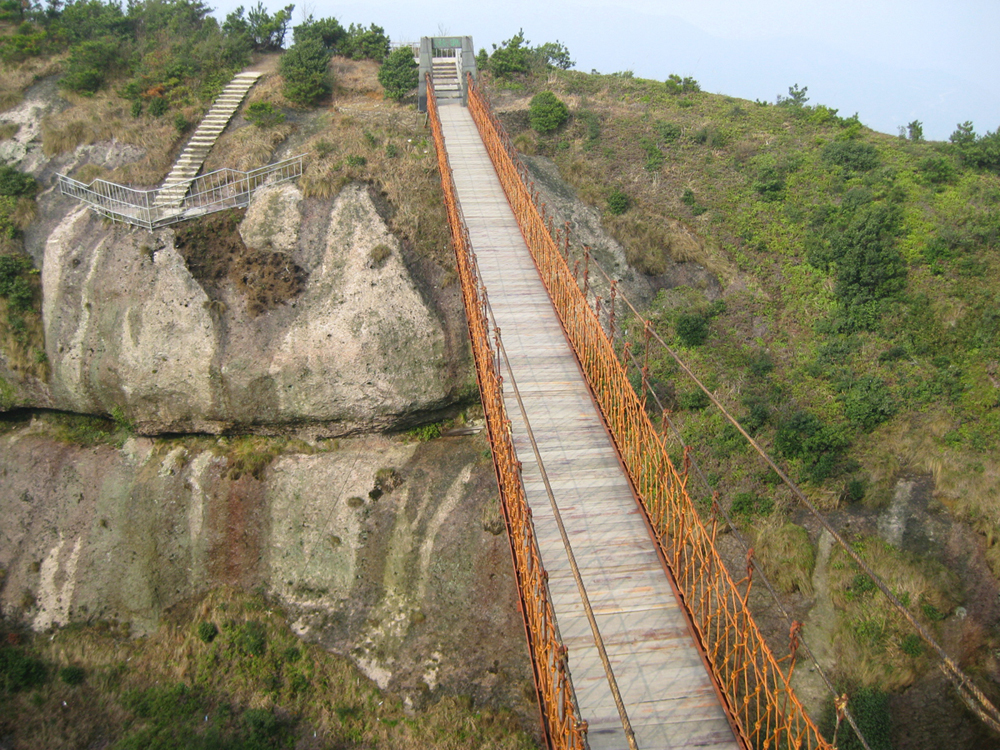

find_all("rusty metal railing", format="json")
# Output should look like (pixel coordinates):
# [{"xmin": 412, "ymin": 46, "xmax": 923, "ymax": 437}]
[
  {"xmin": 425, "ymin": 76, "xmax": 588, "ymax": 750},
  {"xmin": 465, "ymin": 72, "xmax": 833, "ymax": 750}
]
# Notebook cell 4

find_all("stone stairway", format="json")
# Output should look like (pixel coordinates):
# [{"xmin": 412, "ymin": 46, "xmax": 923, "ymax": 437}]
[
  {"xmin": 154, "ymin": 71, "xmax": 262, "ymax": 208},
  {"xmin": 432, "ymin": 58, "xmax": 462, "ymax": 102}
]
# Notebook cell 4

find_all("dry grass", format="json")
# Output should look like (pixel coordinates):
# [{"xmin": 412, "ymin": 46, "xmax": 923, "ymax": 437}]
[
  {"xmin": 330, "ymin": 57, "xmax": 382, "ymax": 96},
  {"xmin": 0, "ymin": 54, "xmax": 64, "ymax": 113},
  {"xmin": 204, "ymin": 121, "xmax": 293, "ymax": 172},
  {"xmin": 826, "ymin": 537, "xmax": 960, "ymax": 690},
  {"xmin": 11, "ymin": 197, "xmax": 36, "ymax": 231},
  {"xmin": 854, "ymin": 408, "xmax": 1000, "ymax": 574},
  {"xmin": 0, "ymin": 121, "xmax": 19, "ymax": 139},
  {"xmin": 278, "ymin": 60, "xmax": 452, "ymax": 268},
  {"xmin": 2, "ymin": 587, "xmax": 537, "ymax": 750},
  {"xmin": 243, "ymin": 71, "xmax": 295, "ymax": 110},
  {"xmin": 481, "ymin": 492, "xmax": 505, "ymax": 535},
  {"xmin": 71, "ymin": 163, "xmax": 108, "ymax": 185},
  {"xmin": 752, "ymin": 518, "xmax": 815, "ymax": 595},
  {"xmin": 0, "ymin": 294, "xmax": 48, "ymax": 382},
  {"xmin": 41, "ymin": 91, "xmax": 182, "ymax": 185}
]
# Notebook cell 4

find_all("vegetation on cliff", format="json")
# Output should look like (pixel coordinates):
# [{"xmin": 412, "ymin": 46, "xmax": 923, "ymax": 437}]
[
  {"xmin": 0, "ymin": 588, "xmax": 534, "ymax": 750},
  {"xmin": 481, "ymin": 58, "xmax": 1000, "ymax": 745}
]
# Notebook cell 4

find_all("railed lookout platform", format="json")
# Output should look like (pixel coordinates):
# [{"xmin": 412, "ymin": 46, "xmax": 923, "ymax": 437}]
[{"xmin": 436, "ymin": 100, "xmax": 740, "ymax": 750}]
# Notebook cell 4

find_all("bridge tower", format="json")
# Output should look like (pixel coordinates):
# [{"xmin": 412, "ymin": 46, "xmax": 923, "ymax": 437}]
[{"xmin": 418, "ymin": 36, "xmax": 477, "ymax": 111}]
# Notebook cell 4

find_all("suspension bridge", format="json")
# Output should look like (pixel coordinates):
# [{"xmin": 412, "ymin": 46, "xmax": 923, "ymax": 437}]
[
  {"xmin": 425, "ymin": 44, "xmax": 825, "ymax": 750},
  {"xmin": 422, "ymin": 37, "xmax": 1000, "ymax": 750}
]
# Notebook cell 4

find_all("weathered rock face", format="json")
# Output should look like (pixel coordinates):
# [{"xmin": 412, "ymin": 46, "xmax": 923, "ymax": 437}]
[
  {"xmin": 0, "ymin": 425, "xmax": 532, "ymax": 714},
  {"xmin": 7, "ymin": 183, "xmax": 470, "ymax": 433}
]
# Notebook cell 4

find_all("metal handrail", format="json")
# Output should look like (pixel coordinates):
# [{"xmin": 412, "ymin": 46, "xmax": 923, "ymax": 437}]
[{"xmin": 57, "ymin": 154, "xmax": 305, "ymax": 230}]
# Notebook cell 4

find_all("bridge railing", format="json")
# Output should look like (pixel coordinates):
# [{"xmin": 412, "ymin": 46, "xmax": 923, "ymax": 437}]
[
  {"xmin": 426, "ymin": 76, "xmax": 588, "ymax": 750},
  {"xmin": 465, "ymin": 72, "xmax": 833, "ymax": 750},
  {"xmin": 57, "ymin": 155, "xmax": 304, "ymax": 230}
]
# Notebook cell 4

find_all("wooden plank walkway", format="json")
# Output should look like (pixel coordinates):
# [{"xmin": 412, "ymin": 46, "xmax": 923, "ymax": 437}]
[{"xmin": 437, "ymin": 101, "xmax": 740, "ymax": 750}]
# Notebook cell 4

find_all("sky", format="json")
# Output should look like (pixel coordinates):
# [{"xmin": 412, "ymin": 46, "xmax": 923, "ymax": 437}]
[{"xmin": 210, "ymin": 0, "xmax": 1000, "ymax": 141}]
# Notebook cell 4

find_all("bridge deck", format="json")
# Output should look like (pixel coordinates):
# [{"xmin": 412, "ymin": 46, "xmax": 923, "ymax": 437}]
[{"xmin": 438, "ymin": 102, "xmax": 739, "ymax": 750}]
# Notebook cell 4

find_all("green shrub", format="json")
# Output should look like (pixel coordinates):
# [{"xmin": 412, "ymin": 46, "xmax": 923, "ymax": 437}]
[
  {"xmin": 842, "ymin": 376, "xmax": 896, "ymax": 431},
  {"xmin": 377, "ymin": 46, "xmax": 419, "ymax": 101},
  {"xmin": 731, "ymin": 492, "xmax": 773, "ymax": 522},
  {"xmin": 0, "ymin": 254, "xmax": 34, "ymax": 311},
  {"xmin": 664, "ymin": 73, "xmax": 699, "ymax": 94},
  {"xmin": 642, "ymin": 139, "xmax": 664, "ymax": 171},
  {"xmin": 606, "ymin": 189, "xmax": 630, "ymax": 215},
  {"xmin": 740, "ymin": 401, "xmax": 770, "ymax": 434},
  {"xmin": 148, "ymin": 97, "xmax": 169, "ymax": 117},
  {"xmin": 173, "ymin": 113, "xmax": 189, "ymax": 134},
  {"xmin": 529, "ymin": 91, "xmax": 569, "ymax": 134},
  {"xmin": 833, "ymin": 687, "xmax": 893, "ymax": 750},
  {"xmin": 242, "ymin": 708, "xmax": 284, "ymax": 749},
  {"xmin": 196, "ymin": 621, "xmax": 218, "ymax": 643},
  {"xmin": 774, "ymin": 411, "xmax": 848, "ymax": 482},
  {"xmin": 407, "ymin": 422, "xmax": 441, "ymax": 441},
  {"xmin": 822, "ymin": 140, "xmax": 880, "ymax": 172},
  {"xmin": 487, "ymin": 30, "xmax": 532, "ymax": 78},
  {"xmin": 59, "ymin": 665, "xmax": 86, "ymax": 685},
  {"xmin": 341, "ymin": 22, "xmax": 390, "ymax": 62},
  {"xmin": 917, "ymin": 154, "xmax": 957, "ymax": 185},
  {"xmin": 900, "ymin": 633, "xmax": 923, "ymax": 657},
  {"xmin": 676, "ymin": 312, "xmax": 710, "ymax": 346},
  {"xmin": 747, "ymin": 350, "xmax": 774, "ymax": 377},
  {"xmin": 223, "ymin": 3, "xmax": 293, "ymax": 52},
  {"xmin": 692, "ymin": 124, "xmax": 726, "ymax": 148},
  {"xmin": 843, "ymin": 477, "xmax": 867, "ymax": 503},
  {"xmin": 656, "ymin": 121, "xmax": 681, "ymax": 142},
  {"xmin": 346, "ymin": 155, "xmax": 367, "ymax": 168},
  {"xmin": 280, "ymin": 37, "xmax": 332, "ymax": 106},
  {"xmin": 578, "ymin": 110, "xmax": 600, "ymax": 142},
  {"xmin": 0, "ymin": 166, "xmax": 39, "ymax": 198},
  {"xmin": 0, "ymin": 646, "xmax": 47, "ymax": 692},
  {"xmin": 244, "ymin": 101, "xmax": 285, "ymax": 128},
  {"xmin": 130, "ymin": 99, "xmax": 143, "ymax": 118},
  {"xmin": 678, "ymin": 390, "xmax": 710, "ymax": 410},
  {"xmin": 820, "ymin": 203, "xmax": 906, "ymax": 331},
  {"xmin": 753, "ymin": 166, "xmax": 785, "ymax": 201},
  {"xmin": 292, "ymin": 15, "xmax": 346, "ymax": 51},
  {"xmin": 62, "ymin": 39, "xmax": 123, "ymax": 94},
  {"xmin": 232, "ymin": 620, "xmax": 267, "ymax": 657}
]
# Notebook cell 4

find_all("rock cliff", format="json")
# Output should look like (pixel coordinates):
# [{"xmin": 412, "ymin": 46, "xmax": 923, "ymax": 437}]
[{"xmin": 4, "ymin": 182, "xmax": 471, "ymax": 434}]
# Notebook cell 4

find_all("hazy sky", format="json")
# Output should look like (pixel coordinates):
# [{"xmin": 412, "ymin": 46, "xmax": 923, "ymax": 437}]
[{"xmin": 211, "ymin": 1, "xmax": 1000, "ymax": 141}]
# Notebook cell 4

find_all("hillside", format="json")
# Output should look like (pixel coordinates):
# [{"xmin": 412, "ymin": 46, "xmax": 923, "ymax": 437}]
[
  {"xmin": 2, "ymin": 5, "xmax": 999, "ymax": 747},
  {"xmin": 0, "ymin": 6, "xmax": 544, "ymax": 749},
  {"xmin": 482, "ymin": 60, "xmax": 1000, "ymax": 748}
]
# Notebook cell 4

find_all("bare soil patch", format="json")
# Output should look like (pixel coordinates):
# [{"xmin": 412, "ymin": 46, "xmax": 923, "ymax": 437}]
[{"xmin": 173, "ymin": 209, "xmax": 306, "ymax": 316}]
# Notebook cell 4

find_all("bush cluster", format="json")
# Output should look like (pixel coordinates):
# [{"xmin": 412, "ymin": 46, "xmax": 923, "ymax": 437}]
[
  {"xmin": 774, "ymin": 411, "xmax": 848, "ymax": 482},
  {"xmin": 480, "ymin": 30, "xmax": 573, "ymax": 78},
  {"xmin": 377, "ymin": 47, "xmax": 418, "ymax": 102},
  {"xmin": 606, "ymin": 189, "xmax": 630, "ymax": 215},
  {"xmin": 528, "ymin": 91, "xmax": 569, "ymax": 134},
  {"xmin": 244, "ymin": 101, "xmax": 285, "ymax": 128},
  {"xmin": 280, "ymin": 37, "xmax": 332, "ymax": 106}
]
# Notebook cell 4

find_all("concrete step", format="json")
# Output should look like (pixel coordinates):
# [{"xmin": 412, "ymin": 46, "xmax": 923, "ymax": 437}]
[{"xmin": 156, "ymin": 67, "xmax": 263, "ymax": 202}]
